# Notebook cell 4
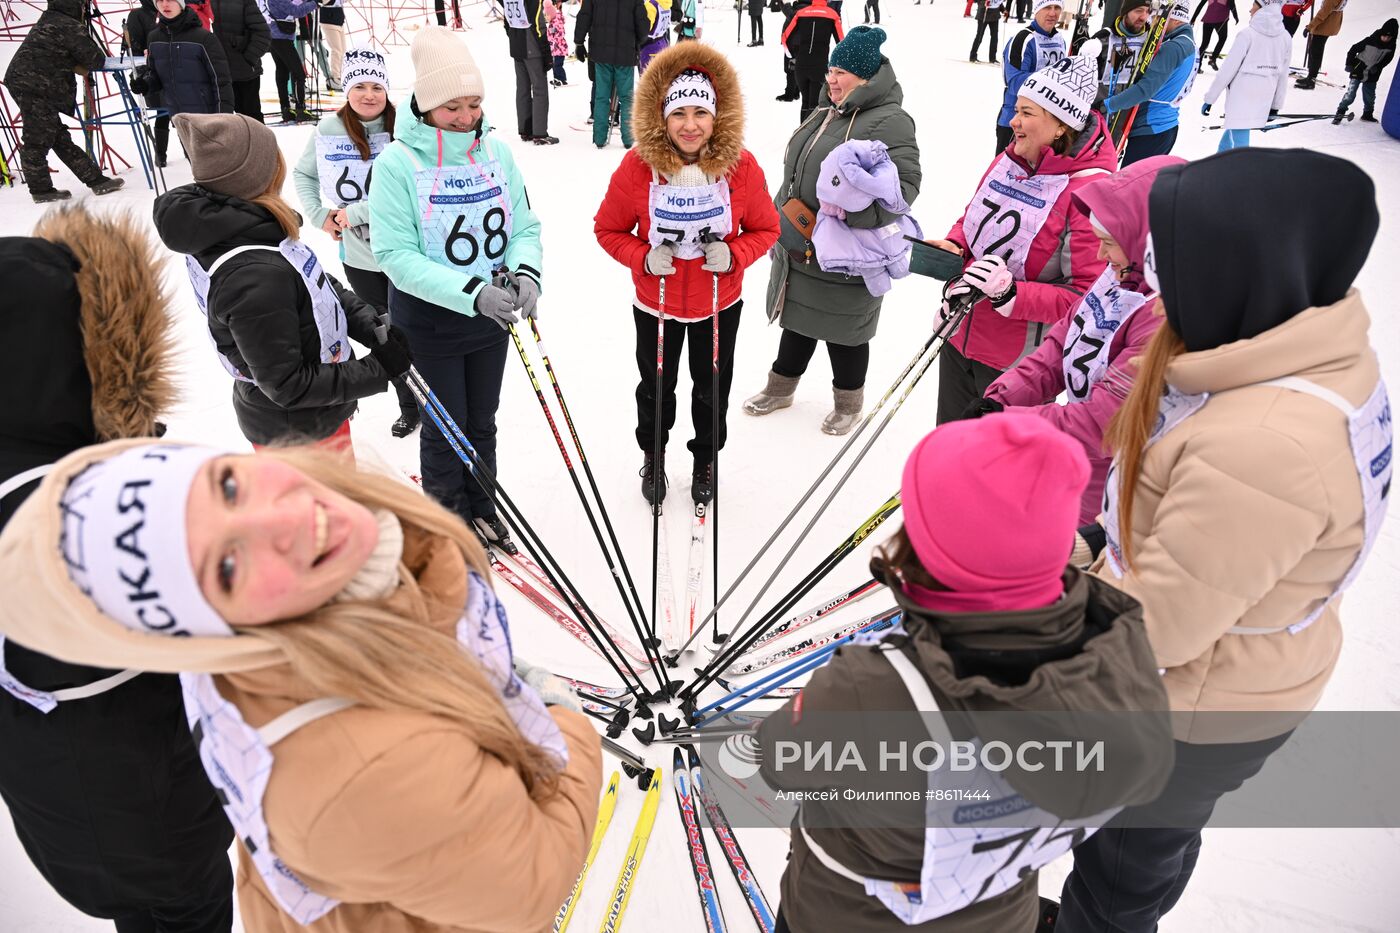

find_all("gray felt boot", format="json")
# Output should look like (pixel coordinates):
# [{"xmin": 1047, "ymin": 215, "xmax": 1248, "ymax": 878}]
[
  {"xmin": 821, "ymin": 386, "xmax": 864, "ymax": 436},
  {"xmin": 742, "ymin": 370, "xmax": 800, "ymax": 416}
]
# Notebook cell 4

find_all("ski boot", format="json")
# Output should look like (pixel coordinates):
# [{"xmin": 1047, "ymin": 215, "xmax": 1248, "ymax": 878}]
[
  {"xmin": 391, "ymin": 411, "xmax": 420, "ymax": 438},
  {"xmin": 1294, "ymin": 76, "xmax": 1316, "ymax": 89},
  {"xmin": 1361, "ymin": 111, "xmax": 1378, "ymax": 123},
  {"xmin": 532, "ymin": 135, "xmax": 560, "ymax": 145},
  {"xmin": 742, "ymin": 370, "xmax": 799, "ymax": 416},
  {"xmin": 1333, "ymin": 110, "xmax": 1347, "ymax": 124},
  {"xmin": 295, "ymin": 109, "xmax": 318, "ymax": 123},
  {"xmin": 692, "ymin": 460, "xmax": 714, "ymax": 505},
  {"xmin": 31, "ymin": 188, "xmax": 72, "ymax": 204},
  {"xmin": 821, "ymin": 386, "xmax": 864, "ymax": 436},
  {"xmin": 90, "ymin": 177, "xmax": 125, "ymax": 196},
  {"xmin": 641, "ymin": 450, "xmax": 667, "ymax": 506},
  {"xmin": 473, "ymin": 516, "xmax": 517, "ymax": 555}
]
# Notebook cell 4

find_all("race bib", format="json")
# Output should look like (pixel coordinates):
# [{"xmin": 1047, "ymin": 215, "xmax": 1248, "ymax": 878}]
[
  {"xmin": 315, "ymin": 132, "xmax": 390, "ymax": 206},
  {"xmin": 1060, "ymin": 267, "xmax": 1148, "ymax": 403},
  {"xmin": 503, "ymin": 0, "xmax": 529, "ymax": 27},
  {"xmin": 647, "ymin": 179, "xmax": 732, "ymax": 261},
  {"xmin": 417, "ymin": 160, "xmax": 512, "ymax": 282},
  {"xmin": 964, "ymin": 155, "xmax": 1070, "ymax": 279}
]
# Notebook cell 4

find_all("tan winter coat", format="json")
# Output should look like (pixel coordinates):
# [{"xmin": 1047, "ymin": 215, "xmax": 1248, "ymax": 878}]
[
  {"xmin": 1096, "ymin": 292, "xmax": 1380, "ymax": 742},
  {"xmin": 0, "ymin": 440, "xmax": 603, "ymax": 933},
  {"xmin": 1307, "ymin": 0, "xmax": 1344, "ymax": 37}
]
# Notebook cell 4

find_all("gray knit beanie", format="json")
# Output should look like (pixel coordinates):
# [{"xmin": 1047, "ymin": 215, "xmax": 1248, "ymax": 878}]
[{"xmin": 172, "ymin": 113, "xmax": 280, "ymax": 202}]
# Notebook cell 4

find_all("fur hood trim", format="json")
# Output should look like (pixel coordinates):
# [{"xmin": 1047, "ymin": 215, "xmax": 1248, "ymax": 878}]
[
  {"xmin": 632, "ymin": 42, "xmax": 745, "ymax": 179},
  {"xmin": 32, "ymin": 205, "xmax": 178, "ymax": 441}
]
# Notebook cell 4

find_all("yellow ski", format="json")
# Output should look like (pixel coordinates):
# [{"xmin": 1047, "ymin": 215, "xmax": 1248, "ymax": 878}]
[
  {"xmin": 597, "ymin": 768, "xmax": 663, "ymax": 933},
  {"xmin": 554, "ymin": 771, "xmax": 622, "ymax": 932}
]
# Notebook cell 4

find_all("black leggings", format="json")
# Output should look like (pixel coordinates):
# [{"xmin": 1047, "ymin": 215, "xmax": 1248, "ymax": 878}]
[
  {"xmin": 269, "ymin": 38, "xmax": 304, "ymax": 114},
  {"xmin": 1305, "ymin": 33, "xmax": 1329, "ymax": 79},
  {"xmin": 1199, "ymin": 22, "xmax": 1228, "ymax": 63},
  {"xmin": 633, "ymin": 303, "xmax": 742, "ymax": 461},
  {"xmin": 750, "ymin": 7, "xmax": 764, "ymax": 41},
  {"xmin": 772, "ymin": 329, "xmax": 870, "ymax": 391},
  {"xmin": 971, "ymin": 11, "xmax": 1001, "ymax": 59}
]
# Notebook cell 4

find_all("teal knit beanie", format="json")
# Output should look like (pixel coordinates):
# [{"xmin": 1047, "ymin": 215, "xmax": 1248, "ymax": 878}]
[{"xmin": 828, "ymin": 26, "xmax": 886, "ymax": 80}]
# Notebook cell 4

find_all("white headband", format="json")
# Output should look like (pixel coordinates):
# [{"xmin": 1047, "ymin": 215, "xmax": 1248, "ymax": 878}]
[
  {"xmin": 663, "ymin": 69, "xmax": 717, "ymax": 119},
  {"xmin": 61, "ymin": 444, "xmax": 233, "ymax": 639},
  {"xmin": 1142, "ymin": 232, "xmax": 1160, "ymax": 293}
]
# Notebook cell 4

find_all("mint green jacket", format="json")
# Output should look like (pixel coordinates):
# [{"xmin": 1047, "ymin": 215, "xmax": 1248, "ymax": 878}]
[
  {"xmin": 292, "ymin": 110, "xmax": 389, "ymax": 273},
  {"xmin": 368, "ymin": 104, "xmax": 543, "ymax": 316}
]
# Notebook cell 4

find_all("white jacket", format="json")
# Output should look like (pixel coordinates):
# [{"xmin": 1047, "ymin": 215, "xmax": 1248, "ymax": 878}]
[{"xmin": 1205, "ymin": 4, "xmax": 1293, "ymax": 129}]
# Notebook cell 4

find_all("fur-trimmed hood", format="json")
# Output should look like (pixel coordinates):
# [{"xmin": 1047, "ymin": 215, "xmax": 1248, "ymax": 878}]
[
  {"xmin": 632, "ymin": 41, "xmax": 745, "ymax": 178},
  {"xmin": 32, "ymin": 205, "xmax": 177, "ymax": 443}
]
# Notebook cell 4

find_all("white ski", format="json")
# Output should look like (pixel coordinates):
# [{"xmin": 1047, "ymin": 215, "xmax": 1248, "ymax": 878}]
[
  {"xmin": 656, "ymin": 506, "xmax": 681, "ymax": 654},
  {"xmin": 683, "ymin": 501, "xmax": 709, "ymax": 647}
]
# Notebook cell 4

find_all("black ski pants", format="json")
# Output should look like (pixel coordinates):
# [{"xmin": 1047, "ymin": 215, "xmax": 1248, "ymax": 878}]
[
  {"xmin": 1120, "ymin": 125, "xmax": 1179, "ymax": 167},
  {"xmin": 343, "ymin": 265, "xmax": 418, "ymax": 419},
  {"xmin": 1057, "ymin": 731, "xmax": 1293, "ymax": 933},
  {"xmin": 633, "ymin": 302, "xmax": 742, "ymax": 464},
  {"xmin": 971, "ymin": 10, "xmax": 1001, "ymax": 60},
  {"xmin": 1199, "ymin": 21, "xmax": 1228, "ymax": 64},
  {"xmin": 12, "ymin": 90, "xmax": 106, "ymax": 193},
  {"xmin": 1305, "ymin": 33, "xmax": 1329, "ymax": 80},
  {"xmin": 269, "ymin": 38, "xmax": 305, "ymax": 115},
  {"xmin": 1015, "ymin": 0, "xmax": 1029, "ymax": 19},
  {"xmin": 389, "ymin": 283, "xmax": 507, "ymax": 522},
  {"xmin": 863, "ymin": 0, "xmax": 880, "ymax": 24},
  {"xmin": 231, "ymin": 78, "xmax": 264, "ymax": 122},
  {"xmin": 936, "ymin": 341, "xmax": 1003, "ymax": 425},
  {"xmin": 750, "ymin": 6, "xmax": 764, "ymax": 41},
  {"xmin": 797, "ymin": 71, "xmax": 824, "ymax": 122},
  {"xmin": 995, "ymin": 122, "xmax": 1014, "ymax": 154},
  {"xmin": 772, "ymin": 328, "xmax": 870, "ymax": 391},
  {"xmin": 515, "ymin": 50, "xmax": 550, "ymax": 137}
]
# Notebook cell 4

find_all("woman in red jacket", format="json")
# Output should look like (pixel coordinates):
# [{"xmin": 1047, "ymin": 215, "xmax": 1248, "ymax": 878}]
[
  {"xmin": 594, "ymin": 41, "xmax": 779, "ymax": 506},
  {"xmin": 927, "ymin": 43, "xmax": 1117, "ymax": 425}
]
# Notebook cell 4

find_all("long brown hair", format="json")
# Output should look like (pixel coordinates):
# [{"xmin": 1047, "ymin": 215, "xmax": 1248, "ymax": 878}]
[
  {"xmin": 338, "ymin": 99, "xmax": 396, "ymax": 161},
  {"xmin": 245, "ymin": 448, "xmax": 564, "ymax": 800},
  {"xmin": 249, "ymin": 152, "xmax": 302, "ymax": 240},
  {"xmin": 1102, "ymin": 305, "xmax": 1187, "ymax": 570},
  {"xmin": 871, "ymin": 526, "xmax": 947, "ymax": 593}
]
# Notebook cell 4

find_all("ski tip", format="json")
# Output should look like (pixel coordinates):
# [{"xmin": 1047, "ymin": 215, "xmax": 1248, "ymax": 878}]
[
  {"xmin": 686, "ymin": 745, "xmax": 702, "ymax": 769},
  {"xmin": 672, "ymin": 745, "xmax": 685, "ymax": 768},
  {"xmin": 632, "ymin": 721, "xmax": 657, "ymax": 745}
]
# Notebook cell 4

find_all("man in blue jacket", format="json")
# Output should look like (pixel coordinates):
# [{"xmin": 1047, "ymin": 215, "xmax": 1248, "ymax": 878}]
[
  {"xmin": 997, "ymin": 0, "xmax": 1066, "ymax": 152},
  {"xmin": 1105, "ymin": 0, "xmax": 1197, "ymax": 165}
]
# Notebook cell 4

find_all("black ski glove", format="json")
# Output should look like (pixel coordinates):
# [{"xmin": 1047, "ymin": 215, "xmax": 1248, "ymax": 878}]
[
  {"xmin": 574, "ymin": 43, "xmax": 587, "ymax": 63},
  {"xmin": 371, "ymin": 324, "xmax": 414, "ymax": 379},
  {"xmin": 959, "ymin": 397, "xmax": 1004, "ymax": 420}
]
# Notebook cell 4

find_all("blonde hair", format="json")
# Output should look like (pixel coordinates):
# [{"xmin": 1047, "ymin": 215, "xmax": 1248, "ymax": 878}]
[
  {"xmin": 245, "ymin": 447, "xmax": 563, "ymax": 799},
  {"xmin": 249, "ymin": 152, "xmax": 303, "ymax": 241},
  {"xmin": 1102, "ymin": 305, "xmax": 1187, "ymax": 571}
]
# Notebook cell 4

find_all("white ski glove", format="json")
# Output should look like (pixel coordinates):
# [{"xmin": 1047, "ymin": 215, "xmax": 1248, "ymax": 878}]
[
  {"xmin": 512, "ymin": 656, "xmax": 581, "ymax": 713},
  {"xmin": 645, "ymin": 242, "xmax": 677, "ymax": 276},
  {"xmin": 960, "ymin": 255, "xmax": 1017, "ymax": 315},
  {"xmin": 701, "ymin": 239, "xmax": 732, "ymax": 273}
]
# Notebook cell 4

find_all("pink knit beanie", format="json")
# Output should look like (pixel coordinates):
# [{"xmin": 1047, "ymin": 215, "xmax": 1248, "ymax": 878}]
[{"xmin": 900, "ymin": 414, "xmax": 1090, "ymax": 611}]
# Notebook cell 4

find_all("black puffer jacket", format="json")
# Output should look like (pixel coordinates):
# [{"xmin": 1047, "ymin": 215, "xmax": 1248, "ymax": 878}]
[
  {"xmin": 0, "ymin": 207, "xmax": 234, "ymax": 923},
  {"xmin": 506, "ymin": 0, "xmax": 552, "ymax": 59},
  {"xmin": 208, "ymin": 0, "xmax": 270, "ymax": 82},
  {"xmin": 141, "ymin": 7, "xmax": 235, "ymax": 115},
  {"xmin": 152, "ymin": 186, "xmax": 391, "ymax": 445},
  {"xmin": 574, "ymin": 0, "xmax": 649, "ymax": 67},
  {"xmin": 2, "ymin": 0, "xmax": 105, "ymax": 105}
]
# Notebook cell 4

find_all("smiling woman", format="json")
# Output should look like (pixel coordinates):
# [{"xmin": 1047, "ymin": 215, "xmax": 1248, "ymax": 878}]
[{"xmin": 0, "ymin": 440, "xmax": 603, "ymax": 933}]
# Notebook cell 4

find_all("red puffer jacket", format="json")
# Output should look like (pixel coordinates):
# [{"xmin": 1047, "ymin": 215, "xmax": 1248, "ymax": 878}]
[
  {"xmin": 594, "ymin": 147, "xmax": 779, "ymax": 320},
  {"xmin": 944, "ymin": 110, "xmax": 1118, "ymax": 372}
]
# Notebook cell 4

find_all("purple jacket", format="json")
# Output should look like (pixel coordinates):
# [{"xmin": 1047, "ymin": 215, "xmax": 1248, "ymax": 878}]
[
  {"xmin": 812, "ymin": 139, "xmax": 922, "ymax": 297},
  {"xmin": 984, "ymin": 156, "xmax": 1185, "ymax": 525}
]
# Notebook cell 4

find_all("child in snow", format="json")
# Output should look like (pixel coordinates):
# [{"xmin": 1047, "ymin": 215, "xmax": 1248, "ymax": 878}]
[
  {"xmin": 3, "ymin": 0, "xmax": 124, "ymax": 202},
  {"xmin": 546, "ymin": 0, "xmax": 570, "ymax": 85},
  {"xmin": 368, "ymin": 27, "xmax": 543, "ymax": 551},
  {"xmin": 971, "ymin": 155, "xmax": 1186, "ymax": 526},
  {"xmin": 1200, "ymin": 0, "xmax": 1292, "ymax": 151},
  {"xmin": 1334, "ymin": 18, "xmax": 1396, "ymax": 123},
  {"xmin": 153, "ymin": 112, "xmax": 407, "ymax": 450},
  {"xmin": 293, "ymin": 47, "xmax": 422, "ymax": 440},
  {"xmin": 758, "ymin": 414, "xmax": 1173, "ymax": 932},
  {"xmin": 0, "ymin": 441, "xmax": 602, "ymax": 933},
  {"xmin": 593, "ymin": 42, "xmax": 779, "ymax": 506}
]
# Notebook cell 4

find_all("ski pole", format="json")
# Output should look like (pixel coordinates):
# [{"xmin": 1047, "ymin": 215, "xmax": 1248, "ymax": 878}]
[
  {"xmin": 530, "ymin": 317, "xmax": 652, "ymax": 664},
  {"xmin": 691, "ymin": 644, "xmax": 837, "ymax": 729},
  {"xmin": 709, "ymin": 263, "xmax": 722, "ymax": 648},
  {"xmin": 673, "ymin": 292, "xmax": 971, "ymax": 662},
  {"xmin": 681, "ymin": 490, "xmax": 903, "ymax": 703},
  {"xmin": 400, "ymin": 365, "xmax": 654, "ymax": 706},
  {"xmin": 668, "ymin": 311, "xmax": 946, "ymax": 659},
  {"xmin": 652, "ymin": 273, "xmax": 667, "ymax": 652},
  {"xmin": 506, "ymin": 320, "xmax": 672, "ymax": 697}
]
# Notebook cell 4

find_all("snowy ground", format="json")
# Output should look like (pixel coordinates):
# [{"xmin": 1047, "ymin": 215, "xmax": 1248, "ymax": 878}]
[{"xmin": 3, "ymin": 0, "xmax": 1400, "ymax": 929}]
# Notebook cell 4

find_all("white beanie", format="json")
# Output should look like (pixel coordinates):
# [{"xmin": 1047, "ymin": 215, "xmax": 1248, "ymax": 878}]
[
  {"xmin": 1018, "ymin": 39, "xmax": 1101, "ymax": 132},
  {"xmin": 60, "ymin": 445, "xmax": 233, "ymax": 640},
  {"xmin": 341, "ymin": 47, "xmax": 389, "ymax": 92},
  {"xmin": 1032, "ymin": 0, "xmax": 1062, "ymax": 13},
  {"xmin": 663, "ymin": 69, "xmax": 718, "ymax": 119},
  {"xmin": 411, "ymin": 26, "xmax": 485, "ymax": 111},
  {"xmin": 1165, "ymin": 0, "xmax": 1192, "ymax": 21}
]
